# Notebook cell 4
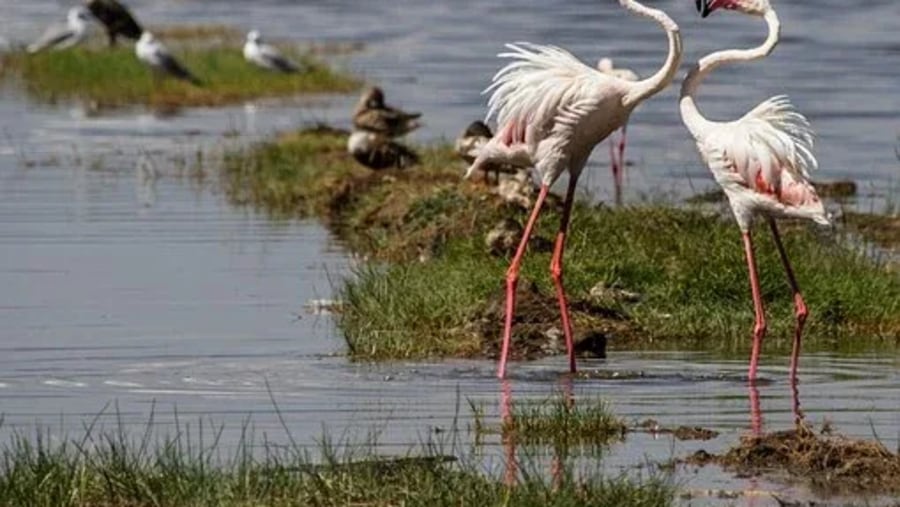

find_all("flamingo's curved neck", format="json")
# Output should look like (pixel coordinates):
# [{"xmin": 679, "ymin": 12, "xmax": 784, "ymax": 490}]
[
  {"xmin": 620, "ymin": 0, "xmax": 682, "ymax": 108},
  {"xmin": 680, "ymin": 9, "xmax": 781, "ymax": 138}
]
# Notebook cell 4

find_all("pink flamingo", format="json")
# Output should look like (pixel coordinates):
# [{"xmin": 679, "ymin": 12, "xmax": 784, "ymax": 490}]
[
  {"xmin": 597, "ymin": 58, "xmax": 640, "ymax": 205},
  {"xmin": 682, "ymin": 0, "xmax": 830, "ymax": 382},
  {"xmin": 466, "ymin": 0, "xmax": 682, "ymax": 379}
]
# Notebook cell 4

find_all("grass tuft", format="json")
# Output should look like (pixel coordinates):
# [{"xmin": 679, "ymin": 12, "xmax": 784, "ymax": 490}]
[{"xmin": 0, "ymin": 417, "xmax": 673, "ymax": 507}]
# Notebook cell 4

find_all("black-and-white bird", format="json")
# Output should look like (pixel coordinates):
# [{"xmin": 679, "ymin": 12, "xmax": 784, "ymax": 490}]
[
  {"xmin": 135, "ymin": 32, "xmax": 202, "ymax": 86},
  {"xmin": 352, "ymin": 87, "xmax": 421, "ymax": 137},
  {"xmin": 27, "ymin": 7, "xmax": 91, "ymax": 54},
  {"xmin": 85, "ymin": 0, "xmax": 143, "ymax": 46},
  {"xmin": 243, "ymin": 30, "xmax": 302, "ymax": 74},
  {"xmin": 455, "ymin": 121, "xmax": 518, "ymax": 184},
  {"xmin": 347, "ymin": 130, "xmax": 419, "ymax": 171}
]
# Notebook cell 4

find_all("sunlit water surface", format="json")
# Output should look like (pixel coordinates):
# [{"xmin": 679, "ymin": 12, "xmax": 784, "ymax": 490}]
[{"xmin": 1, "ymin": 1, "xmax": 899, "ymax": 505}]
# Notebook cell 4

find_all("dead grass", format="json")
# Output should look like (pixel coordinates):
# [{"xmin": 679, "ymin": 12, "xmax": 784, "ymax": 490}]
[{"xmin": 685, "ymin": 422, "xmax": 900, "ymax": 495}]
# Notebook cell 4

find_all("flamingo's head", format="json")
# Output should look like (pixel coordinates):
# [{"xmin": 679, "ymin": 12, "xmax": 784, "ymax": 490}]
[{"xmin": 696, "ymin": 0, "xmax": 771, "ymax": 18}]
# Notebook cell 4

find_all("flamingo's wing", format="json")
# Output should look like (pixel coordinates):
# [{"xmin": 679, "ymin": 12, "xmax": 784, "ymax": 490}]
[
  {"xmin": 486, "ymin": 42, "xmax": 606, "ymax": 135},
  {"xmin": 703, "ymin": 95, "xmax": 825, "ymax": 215},
  {"xmin": 466, "ymin": 42, "xmax": 608, "ymax": 178}
]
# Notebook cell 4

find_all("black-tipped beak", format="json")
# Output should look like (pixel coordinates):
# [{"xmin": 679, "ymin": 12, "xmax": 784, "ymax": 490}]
[{"xmin": 696, "ymin": 0, "xmax": 712, "ymax": 18}]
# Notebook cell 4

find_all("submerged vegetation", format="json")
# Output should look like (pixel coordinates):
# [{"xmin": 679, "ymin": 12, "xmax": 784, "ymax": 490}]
[
  {"xmin": 0, "ymin": 29, "xmax": 359, "ymax": 109},
  {"xmin": 221, "ymin": 127, "xmax": 900, "ymax": 362}
]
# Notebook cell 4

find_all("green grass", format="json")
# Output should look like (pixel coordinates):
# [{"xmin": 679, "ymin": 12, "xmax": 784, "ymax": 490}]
[
  {"xmin": 0, "ymin": 419, "xmax": 673, "ymax": 507},
  {"xmin": 0, "ymin": 43, "xmax": 359, "ymax": 109},
  {"xmin": 472, "ymin": 394, "xmax": 627, "ymax": 450},
  {"xmin": 218, "ymin": 127, "xmax": 900, "ymax": 361}
]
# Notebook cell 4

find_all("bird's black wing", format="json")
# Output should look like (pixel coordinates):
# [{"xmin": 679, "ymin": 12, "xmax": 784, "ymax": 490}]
[
  {"xmin": 87, "ymin": 0, "xmax": 143, "ymax": 40},
  {"xmin": 159, "ymin": 52, "xmax": 202, "ymax": 86}
]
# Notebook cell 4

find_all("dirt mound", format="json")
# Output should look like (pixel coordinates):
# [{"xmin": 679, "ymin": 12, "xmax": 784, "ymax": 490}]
[
  {"xmin": 471, "ymin": 281, "xmax": 636, "ymax": 361},
  {"xmin": 685, "ymin": 423, "xmax": 900, "ymax": 494}
]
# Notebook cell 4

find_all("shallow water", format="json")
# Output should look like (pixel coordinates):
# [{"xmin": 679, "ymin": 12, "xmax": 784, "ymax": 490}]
[{"xmin": 1, "ymin": 1, "xmax": 899, "ymax": 505}]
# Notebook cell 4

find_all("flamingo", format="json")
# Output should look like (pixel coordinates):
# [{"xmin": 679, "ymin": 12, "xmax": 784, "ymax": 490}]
[
  {"xmin": 681, "ymin": 0, "xmax": 830, "ymax": 382},
  {"xmin": 597, "ymin": 58, "xmax": 639, "ymax": 205},
  {"xmin": 466, "ymin": 0, "xmax": 682, "ymax": 379}
]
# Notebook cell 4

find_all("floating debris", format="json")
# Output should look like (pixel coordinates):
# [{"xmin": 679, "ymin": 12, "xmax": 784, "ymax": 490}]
[{"xmin": 304, "ymin": 299, "xmax": 344, "ymax": 315}]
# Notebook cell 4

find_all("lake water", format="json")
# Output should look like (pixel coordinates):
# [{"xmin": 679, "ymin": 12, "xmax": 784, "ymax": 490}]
[{"xmin": 1, "ymin": 1, "xmax": 899, "ymax": 505}]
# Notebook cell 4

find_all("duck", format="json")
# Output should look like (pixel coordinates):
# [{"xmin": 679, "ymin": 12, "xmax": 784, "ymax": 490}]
[
  {"xmin": 347, "ymin": 130, "xmax": 419, "ymax": 170},
  {"xmin": 352, "ymin": 86, "xmax": 421, "ymax": 137}
]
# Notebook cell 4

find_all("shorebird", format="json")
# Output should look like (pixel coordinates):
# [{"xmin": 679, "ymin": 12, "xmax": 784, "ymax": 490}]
[
  {"xmin": 27, "ymin": 7, "xmax": 91, "ymax": 54},
  {"xmin": 455, "ymin": 121, "xmax": 518, "ymax": 183},
  {"xmin": 681, "ymin": 0, "xmax": 830, "ymax": 382},
  {"xmin": 347, "ymin": 131, "xmax": 419, "ymax": 170},
  {"xmin": 597, "ymin": 57, "xmax": 639, "ymax": 205},
  {"xmin": 243, "ymin": 30, "xmax": 303, "ymax": 74},
  {"xmin": 353, "ymin": 87, "xmax": 421, "ymax": 137},
  {"xmin": 466, "ymin": 0, "xmax": 682, "ymax": 379},
  {"xmin": 85, "ymin": 0, "xmax": 142, "ymax": 46},
  {"xmin": 135, "ymin": 32, "xmax": 202, "ymax": 86}
]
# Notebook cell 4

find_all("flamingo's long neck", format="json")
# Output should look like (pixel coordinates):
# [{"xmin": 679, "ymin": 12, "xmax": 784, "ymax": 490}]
[
  {"xmin": 619, "ymin": 0, "xmax": 682, "ymax": 108},
  {"xmin": 680, "ymin": 9, "xmax": 781, "ymax": 138}
]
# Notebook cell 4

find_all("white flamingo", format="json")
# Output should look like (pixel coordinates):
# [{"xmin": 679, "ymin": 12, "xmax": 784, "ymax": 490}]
[
  {"xmin": 466, "ymin": 0, "xmax": 682, "ymax": 379},
  {"xmin": 681, "ymin": 0, "xmax": 830, "ymax": 382},
  {"xmin": 597, "ymin": 57, "xmax": 639, "ymax": 205}
]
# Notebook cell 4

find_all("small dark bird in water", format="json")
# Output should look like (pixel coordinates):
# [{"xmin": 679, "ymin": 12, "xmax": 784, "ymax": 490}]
[
  {"xmin": 353, "ymin": 87, "xmax": 421, "ymax": 137},
  {"xmin": 455, "ymin": 121, "xmax": 518, "ymax": 184},
  {"xmin": 347, "ymin": 131, "xmax": 419, "ymax": 170},
  {"xmin": 85, "ymin": 0, "xmax": 143, "ymax": 46}
]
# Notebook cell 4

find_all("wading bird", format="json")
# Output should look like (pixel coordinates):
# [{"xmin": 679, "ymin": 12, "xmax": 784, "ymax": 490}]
[
  {"xmin": 466, "ymin": 0, "xmax": 682, "ymax": 379},
  {"xmin": 27, "ymin": 7, "xmax": 91, "ymax": 54},
  {"xmin": 243, "ymin": 30, "xmax": 303, "ymax": 74},
  {"xmin": 597, "ymin": 58, "xmax": 639, "ymax": 205},
  {"xmin": 136, "ymin": 32, "xmax": 202, "ymax": 86},
  {"xmin": 85, "ymin": 0, "xmax": 143, "ymax": 46},
  {"xmin": 681, "ymin": 0, "xmax": 829, "ymax": 382},
  {"xmin": 347, "ymin": 130, "xmax": 419, "ymax": 170},
  {"xmin": 353, "ymin": 87, "xmax": 421, "ymax": 138}
]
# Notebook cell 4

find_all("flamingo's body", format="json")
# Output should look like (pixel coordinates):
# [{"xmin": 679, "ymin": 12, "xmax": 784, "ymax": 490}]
[
  {"xmin": 27, "ymin": 7, "xmax": 91, "ymax": 54},
  {"xmin": 244, "ymin": 30, "xmax": 302, "ymax": 74},
  {"xmin": 682, "ymin": 0, "xmax": 829, "ymax": 381},
  {"xmin": 597, "ymin": 58, "xmax": 639, "ymax": 205},
  {"xmin": 468, "ymin": 0, "xmax": 682, "ymax": 379}
]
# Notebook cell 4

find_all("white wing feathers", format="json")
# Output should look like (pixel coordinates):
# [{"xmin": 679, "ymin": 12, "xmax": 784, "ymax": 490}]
[
  {"xmin": 485, "ymin": 42, "xmax": 605, "ymax": 134},
  {"xmin": 731, "ymin": 95, "xmax": 817, "ymax": 181}
]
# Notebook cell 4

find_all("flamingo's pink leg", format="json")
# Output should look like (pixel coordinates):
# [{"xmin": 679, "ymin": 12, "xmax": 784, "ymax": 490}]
[
  {"xmin": 550, "ymin": 178, "xmax": 579, "ymax": 373},
  {"xmin": 790, "ymin": 375, "xmax": 804, "ymax": 426},
  {"xmin": 748, "ymin": 382, "xmax": 762, "ymax": 436},
  {"xmin": 609, "ymin": 132, "xmax": 622, "ymax": 205},
  {"xmin": 498, "ymin": 184, "xmax": 550, "ymax": 379},
  {"xmin": 500, "ymin": 379, "xmax": 517, "ymax": 486},
  {"xmin": 767, "ymin": 219, "xmax": 808, "ymax": 382},
  {"xmin": 742, "ymin": 231, "xmax": 767, "ymax": 381}
]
